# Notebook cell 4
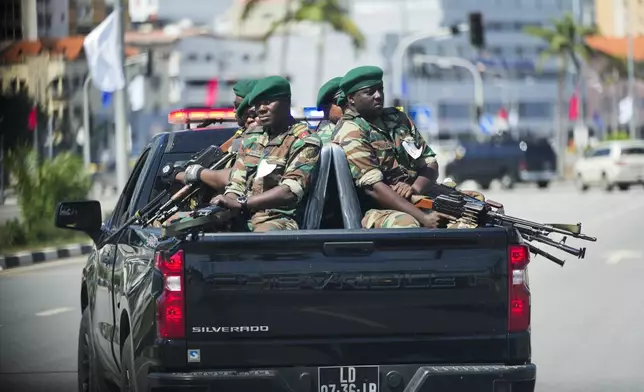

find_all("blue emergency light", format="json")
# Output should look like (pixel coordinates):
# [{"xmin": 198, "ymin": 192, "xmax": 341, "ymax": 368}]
[{"xmin": 303, "ymin": 107, "xmax": 324, "ymax": 118}]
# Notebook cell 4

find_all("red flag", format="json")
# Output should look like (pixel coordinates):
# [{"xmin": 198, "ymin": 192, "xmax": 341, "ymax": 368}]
[
  {"xmin": 568, "ymin": 90, "xmax": 579, "ymax": 121},
  {"xmin": 27, "ymin": 106, "xmax": 37, "ymax": 131},
  {"xmin": 497, "ymin": 107, "xmax": 508, "ymax": 120},
  {"xmin": 205, "ymin": 78, "xmax": 219, "ymax": 107}
]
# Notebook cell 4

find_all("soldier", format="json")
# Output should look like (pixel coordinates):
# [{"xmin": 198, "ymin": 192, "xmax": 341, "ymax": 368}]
[
  {"xmin": 314, "ymin": 76, "xmax": 345, "ymax": 144},
  {"xmin": 172, "ymin": 79, "xmax": 259, "ymax": 191},
  {"xmin": 332, "ymin": 65, "xmax": 458, "ymax": 229},
  {"xmin": 211, "ymin": 75, "xmax": 322, "ymax": 232}
]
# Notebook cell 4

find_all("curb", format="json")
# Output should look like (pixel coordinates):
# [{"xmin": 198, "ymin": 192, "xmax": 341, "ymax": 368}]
[{"xmin": 0, "ymin": 243, "xmax": 94, "ymax": 271}]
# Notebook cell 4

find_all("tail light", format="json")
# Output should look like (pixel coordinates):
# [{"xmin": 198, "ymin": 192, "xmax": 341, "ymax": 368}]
[
  {"xmin": 614, "ymin": 160, "xmax": 626, "ymax": 166},
  {"xmin": 155, "ymin": 249, "xmax": 185, "ymax": 339},
  {"xmin": 508, "ymin": 244, "xmax": 530, "ymax": 333},
  {"xmin": 518, "ymin": 161, "xmax": 527, "ymax": 171}
]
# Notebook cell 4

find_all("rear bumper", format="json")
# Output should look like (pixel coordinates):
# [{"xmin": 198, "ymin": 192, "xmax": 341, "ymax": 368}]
[
  {"xmin": 519, "ymin": 170, "xmax": 557, "ymax": 182},
  {"xmin": 147, "ymin": 363, "xmax": 536, "ymax": 392}
]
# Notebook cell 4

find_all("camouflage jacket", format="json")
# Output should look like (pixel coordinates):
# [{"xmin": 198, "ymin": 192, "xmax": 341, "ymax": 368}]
[
  {"xmin": 225, "ymin": 127, "xmax": 248, "ymax": 169},
  {"xmin": 332, "ymin": 107, "xmax": 437, "ymax": 188},
  {"xmin": 225, "ymin": 121, "xmax": 322, "ymax": 219},
  {"xmin": 315, "ymin": 120, "xmax": 341, "ymax": 145}
]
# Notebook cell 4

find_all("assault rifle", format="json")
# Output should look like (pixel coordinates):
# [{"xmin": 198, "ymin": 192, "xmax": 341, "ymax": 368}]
[
  {"xmin": 101, "ymin": 144, "xmax": 236, "ymax": 245},
  {"xmin": 413, "ymin": 183, "xmax": 597, "ymax": 267}
]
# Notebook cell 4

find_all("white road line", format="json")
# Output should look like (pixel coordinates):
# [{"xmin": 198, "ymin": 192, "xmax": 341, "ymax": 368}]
[
  {"xmin": 35, "ymin": 307, "xmax": 74, "ymax": 317},
  {"xmin": 605, "ymin": 250, "xmax": 643, "ymax": 265}
]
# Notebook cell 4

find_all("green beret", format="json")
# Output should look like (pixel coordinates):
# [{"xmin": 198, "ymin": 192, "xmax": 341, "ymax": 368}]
[
  {"xmin": 335, "ymin": 91, "xmax": 347, "ymax": 106},
  {"xmin": 232, "ymin": 79, "xmax": 258, "ymax": 98},
  {"xmin": 235, "ymin": 95, "xmax": 250, "ymax": 118},
  {"xmin": 340, "ymin": 66, "xmax": 384, "ymax": 95},
  {"xmin": 316, "ymin": 77, "xmax": 342, "ymax": 108},
  {"xmin": 247, "ymin": 75, "xmax": 291, "ymax": 105}
]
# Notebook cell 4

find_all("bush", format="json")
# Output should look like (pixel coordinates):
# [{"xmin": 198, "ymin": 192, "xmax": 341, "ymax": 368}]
[
  {"xmin": 1, "ymin": 148, "xmax": 92, "ymax": 250},
  {"xmin": 605, "ymin": 131, "xmax": 631, "ymax": 141}
]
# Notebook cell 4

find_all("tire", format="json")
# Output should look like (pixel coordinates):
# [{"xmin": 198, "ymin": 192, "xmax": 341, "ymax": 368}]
[
  {"xmin": 120, "ymin": 335, "xmax": 137, "ymax": 392},
  {"xmin": 618, "ymin": 183, "xmax": 630, "ymax": 191},
  {"xmin": 600, "ymin": 173, "xmax": 613, "ymax": 192},
  {"xmin": 576, "ymin": 174, "xmax": 589, "ymax": 192},
  {"xmin": 500, "ymin": 173, "xmax": 515, "ymax": 190},
  {"xmin": 536, "ymin": 181, "xmax": 549, "ymax": 189},
  {"xmin": 78, "ymin": 307, "xmax": 108, "ymax": 392}
]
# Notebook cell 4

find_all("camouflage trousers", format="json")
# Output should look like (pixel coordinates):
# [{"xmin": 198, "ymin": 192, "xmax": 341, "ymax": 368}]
[
  {"xmin": 247, "ymin": 212, "xmax": 299, "ymax": 232},
  {"xmin": 361, "ymin": 209, "xmax": 421, "ymax": 229}
]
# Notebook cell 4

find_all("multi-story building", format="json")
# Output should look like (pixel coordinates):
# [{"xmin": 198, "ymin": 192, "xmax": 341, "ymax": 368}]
[{"xmin": 595, "ymin": 0, "xmax": 644, "ymax": 37}]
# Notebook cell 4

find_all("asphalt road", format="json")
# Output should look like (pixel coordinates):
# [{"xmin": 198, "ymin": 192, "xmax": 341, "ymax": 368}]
[{"xmin": 1, "ymin": 182, "xmax": 643, "ymax": 392}]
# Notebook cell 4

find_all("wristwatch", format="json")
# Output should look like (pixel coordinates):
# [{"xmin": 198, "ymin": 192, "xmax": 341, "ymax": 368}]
[{"xmin": 237, "ymin": 195, "xmax": 249, "ymax": 217}]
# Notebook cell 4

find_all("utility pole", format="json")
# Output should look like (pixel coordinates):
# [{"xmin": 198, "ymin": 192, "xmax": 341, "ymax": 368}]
[
  {"xmin": 113, "ymin": 0, "xmax": 130, "ymax": 193},
  {"xmin": 626, "ymin": 0, "xmax": 637, "ymax": 139}
]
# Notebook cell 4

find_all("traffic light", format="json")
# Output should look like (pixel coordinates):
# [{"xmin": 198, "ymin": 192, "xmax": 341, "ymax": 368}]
[{"xmin": 468, "ymin": 12, "xmax": 485, "ymax": 49}]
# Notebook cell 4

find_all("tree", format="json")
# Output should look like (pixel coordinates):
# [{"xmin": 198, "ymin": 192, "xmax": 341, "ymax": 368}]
[
  {"xmin": 0, "ymin": 91, "xmax": 47, "ymax": 154},
  {"xmin": 240, "ymin": 0, "xmax": 366, "ymax": 97},
  {"xmin": 523, "ymin": 13, "xmax": 599, "ymax": 177}
]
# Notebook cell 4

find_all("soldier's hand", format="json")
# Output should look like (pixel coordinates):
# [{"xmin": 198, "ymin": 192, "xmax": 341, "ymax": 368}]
[
  {"xmin": 392, "ymin": 182, "xmax": 415, "ymax": 200},
  {"xmin": 420, "ymin": 211, "xmax": 457, "ymax": 229},
  {"xmin": 160, "ymin": 163, "xmax": 184, "ymax": 185},
  {"xmin": 184, "ymin": 164, "xmax": 204, "ymax": 185},
  {"xmin": 211, "ymin": 194, "xmax": 242, "ymax": 211}
]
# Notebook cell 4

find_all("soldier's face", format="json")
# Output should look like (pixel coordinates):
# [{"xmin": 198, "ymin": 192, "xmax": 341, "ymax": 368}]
[
  {"xmin": 329, "ymin": 104, "xmax": 343, "ymax": 123},
  {"xmin": 244, "ymin": 107, "xmax": 258, "ymax": 128},
  {"xmin": 255, "ymin": 98, "xmax": 290, "ymax": 128},
  {"xmin": 351, "ymin": 84, "xmax": 384, "ymax": 118}
]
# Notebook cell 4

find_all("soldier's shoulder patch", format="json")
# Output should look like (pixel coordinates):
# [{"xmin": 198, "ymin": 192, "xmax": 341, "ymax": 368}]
[{"xmin": 291, "ymin": 122, "xmax": 311, "ymax": 139}]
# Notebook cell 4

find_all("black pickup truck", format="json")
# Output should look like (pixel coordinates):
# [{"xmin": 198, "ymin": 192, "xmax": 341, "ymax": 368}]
[{"xmin": 56, "ymin": 127, "xmax": 536, "ymax": 392}]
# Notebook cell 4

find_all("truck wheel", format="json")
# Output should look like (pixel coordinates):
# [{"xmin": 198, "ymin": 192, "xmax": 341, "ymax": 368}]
[
  {"xmin": 600, "ymin": 173, "xmax": 613, "ymax": 192},
  {"xmin": 576, "ymin": 174, "xmax": 589, "ymax": 192},
  {"xmin": 78, "ymin": 307, "xmax": 107, "ymax": 392},
  {"xmin": 500, "ymin": 173, "xmax": 515, "ymax": 190},
  {"xmin": 536, "ymin": 181, "xmax": 549, "ymax": 189},
  {"xmin": 618, "ymin": 183, "xmax": 630, "ymax": 191},
  {"xmin": 120, "ymin": 335, "xmax": 137, "ymax": 392}
]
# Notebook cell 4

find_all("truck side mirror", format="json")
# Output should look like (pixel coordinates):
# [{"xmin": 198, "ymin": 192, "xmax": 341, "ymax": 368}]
[{"xmin": 54, "ymin": 200, "xmax": 103, "ymax": 243}]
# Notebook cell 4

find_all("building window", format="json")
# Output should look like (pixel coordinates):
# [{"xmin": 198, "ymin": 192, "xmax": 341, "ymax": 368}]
[
  {"xmin": 519, "ymin": 102, "xmax": 552, "ymax": 118},
  {"xmin": 438, "ymin": 103, "xmax": 471, "ymax": 119}
]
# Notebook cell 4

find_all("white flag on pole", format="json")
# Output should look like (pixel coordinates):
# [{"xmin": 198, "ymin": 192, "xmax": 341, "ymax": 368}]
[
  {"xmin": 619, "ymin": 96, "xmax": 633, "ymax": 124},
  {"xmin": 83, "ymin": 11, "xmax": 125, "ymax": 93}
]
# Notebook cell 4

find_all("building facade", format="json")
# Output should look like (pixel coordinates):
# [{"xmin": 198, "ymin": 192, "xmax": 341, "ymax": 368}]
[{"xmin": 595, "ymin": 0, "xmax": 644, "ymax": 37}]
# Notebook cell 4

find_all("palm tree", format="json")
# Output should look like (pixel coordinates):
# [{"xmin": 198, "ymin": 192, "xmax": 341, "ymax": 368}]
[
  {"xmin": 240, "ymin": 0, "xmax": 366, "ymax": 97},
  {"xmin": 523, "ymin": 13, "xmax": 599, "ymax": 177}
]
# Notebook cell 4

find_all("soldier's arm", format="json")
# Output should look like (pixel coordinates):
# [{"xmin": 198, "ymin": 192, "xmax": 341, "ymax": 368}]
[
  {"xmin": 223, "ymin": 141, "xmax": 250, "ymax": 199},
  {"xmin": 334, "ymin": 122, "xmax": 427, "ymax": 223},
  {"xmin": 401, "ymin": 113, "xmax": 439, "ymax": 194},
  {"xmin": 175, "ymin": 169, "xmax": 231, "ymax": 192},
  {"xmin": 247, "ymin": 135, "xmax": 322, "ymax": 210}
]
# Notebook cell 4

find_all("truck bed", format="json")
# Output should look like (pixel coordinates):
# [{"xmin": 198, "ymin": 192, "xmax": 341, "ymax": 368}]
[{"xmin": 168, "ymin": 227, "xmax": 525, "ymax": 370}]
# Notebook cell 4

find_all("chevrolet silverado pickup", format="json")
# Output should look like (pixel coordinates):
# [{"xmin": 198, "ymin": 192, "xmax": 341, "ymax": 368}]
[{"xmin": 56, "ymin": 127, "xmax": 537, "ymax": 392}]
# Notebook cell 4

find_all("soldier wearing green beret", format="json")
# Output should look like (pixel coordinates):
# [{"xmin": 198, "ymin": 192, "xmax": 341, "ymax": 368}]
[
  {"xmin": 332, "ymin": 65, "xmax": 460, "ymax": 229},
  {"xmin": 315, "ymin": 76, "xmax": 346, "ymax": 144},
  {"xmin": 171, "ymin": 79, "xmax": 260, "ymax": 195},
  {"xmin": 212, "ymin": 75, "xmax": 322, "ymax": 232}
]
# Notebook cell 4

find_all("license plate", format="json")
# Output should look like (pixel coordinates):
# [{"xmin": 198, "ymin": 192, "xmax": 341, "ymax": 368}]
[{"xmin": 318, "ymin": 366, "xmax": 379, "ymax": 392}]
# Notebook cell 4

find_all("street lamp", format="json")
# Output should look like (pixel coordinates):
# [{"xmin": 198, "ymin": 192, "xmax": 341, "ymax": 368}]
[
  {"xmin": 391, "ymin": 24, "xmax": 469, "ymax": 104},
  {"xmin": 412, "ymin": 54, "xmax": 485, "ymax": 118}
]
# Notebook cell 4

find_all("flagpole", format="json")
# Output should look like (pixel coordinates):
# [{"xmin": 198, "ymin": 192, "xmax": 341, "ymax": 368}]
[
  {"xmin": 114, "ymin": 0, "xmax": 130, "ymax": 193},
  {"xmin": 627, "ymin": 1, "xmax": 637, "ymax": 139}
]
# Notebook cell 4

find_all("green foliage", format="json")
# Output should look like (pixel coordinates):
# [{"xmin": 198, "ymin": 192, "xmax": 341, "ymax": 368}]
[
  {"xmin": 0, "ymin": 148, "xmax": 92, "ymax": 251},
  {"xmin": 523, "ymin": 13, "xmax": 599, "ymax": 73},
  {"xmin": 240, "ymin": 0, "xmax": 366, "ymax": 51},
  {"xmin": 604, "ymin": 131, "xmax": 631, "ymax": 141}
]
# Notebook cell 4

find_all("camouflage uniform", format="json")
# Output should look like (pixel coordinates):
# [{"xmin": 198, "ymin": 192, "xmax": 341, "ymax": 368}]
[
  {"xmin": 333, "ymin": 107, "xmax": 438, "ymax": 229},
  {"xmin": 225, "ymin": 122, "xmax": 322, "ymax": 232}
]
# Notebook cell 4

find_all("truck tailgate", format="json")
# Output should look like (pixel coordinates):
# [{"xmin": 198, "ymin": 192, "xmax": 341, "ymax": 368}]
[{"xmin": 182, "ymin": 228, "xmax": 512, "ymax": 367}]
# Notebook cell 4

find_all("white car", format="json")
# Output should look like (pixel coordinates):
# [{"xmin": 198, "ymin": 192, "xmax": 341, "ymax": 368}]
[{"xmin": 574, "ymin": 140, "xmax": 644, "ymax": 191}]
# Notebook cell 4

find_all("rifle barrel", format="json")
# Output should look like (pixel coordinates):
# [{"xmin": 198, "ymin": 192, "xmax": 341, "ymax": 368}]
[
  {"xmin": 526, "ymin": 243, "xmax": 565, "ymax": 266},
  {"xmin": 521, "ymin": 231, "xmax": 586, "ymax": 259},
  {"xmin": 489, "ymin": 211, "xmax": 595, "ymax": 241}
]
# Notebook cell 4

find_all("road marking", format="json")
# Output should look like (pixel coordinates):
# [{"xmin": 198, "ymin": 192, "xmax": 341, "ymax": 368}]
[
  {"xmin": 0, "ymin": 256, "xmax": 86, "ymax": 277},
  {"xmin": 35, "ymin": 307, "xmax": 74, "ymax": 317},
  {"xmin": 605, "ymin": 250, "xmax": 643, "ymax": 265}
]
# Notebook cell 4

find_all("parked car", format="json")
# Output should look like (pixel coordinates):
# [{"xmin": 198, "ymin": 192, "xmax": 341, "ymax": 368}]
[
  {"xmin": 445, "ymin": 134, "xmax": 557, "ymax": 190},
  {"xmin": 574, "ymin": 140, "xmax": 644, "ymax": 191}
]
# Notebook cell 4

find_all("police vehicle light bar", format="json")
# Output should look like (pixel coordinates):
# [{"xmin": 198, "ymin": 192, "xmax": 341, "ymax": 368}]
[{"xmin": 168, "ymin": 108, "xmax": 236, "ymax": 124}]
